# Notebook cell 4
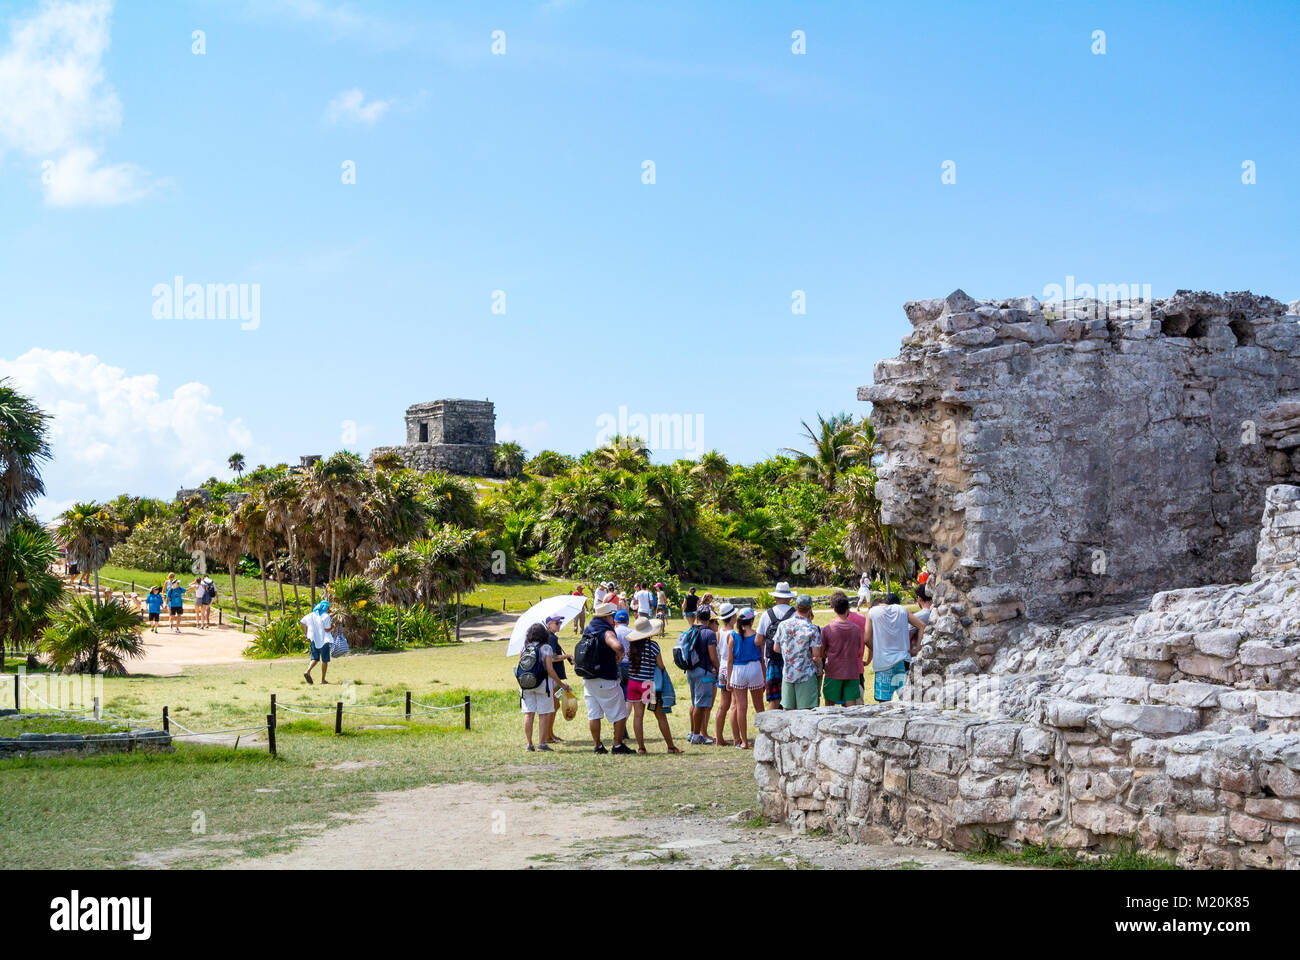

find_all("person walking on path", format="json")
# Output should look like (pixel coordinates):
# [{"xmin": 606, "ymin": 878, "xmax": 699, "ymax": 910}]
[
  {"xmin": 164, "ymin": 575, "xmax": 186, "ymax": 633},
  {"xmin": 866, "ymin": 593, "xmax": 927, "ymax": 702},
  {"xmin": 726, "ymin": 607, "xmax": 766, "ymax": 748},
  {"xmin": 712, "ymin": 603, "xmax": 737, "ymax": 746},
  {"xmin": 517, "ymin": 622, "xmax": 572, "ymax": 752},
  {"xmin": 200, "ymin": 575, "xmax": 216, "ymax": 628},
  {"xmin": 541, "ymin": 614, "xmax": 574, "ymax": 744},
  {"xmin": 821, "ymin": 593, "xmax": 867, "ymax": 706},
  {"xmin": 654, "ymin": 583, "xmax": 669, "ymax": 635},
  {"xmin": 856, "ymin": 573, "xmax": 872, "ymax": 609},
  {"xmin": 574, "ymin": 601, "xmax": 633, "ymax": 754},
  {"xmin": 189, "ymin": 576, "xmax": 208, "ymax": 629},
  {"xmin": 772, "ymin": 594, "xmax": 823, "ymax": 710},
  {"xmin": 756, "ymin": 582, "xmax": 797, "ymax": 710},
  {"xmin": 144, "ymin": 586, "xmax": 164, "ymax": 633},
  {"xmin": 625, "ymin": 616, "xmax": 682, "ymax": 754},
  {"xmin": 301, "ymin": 600, "xmax": 334, "ymax": 684},
  {"xmin": 682, "ymin": 587, "xmax": 699, "ymax": 625}
]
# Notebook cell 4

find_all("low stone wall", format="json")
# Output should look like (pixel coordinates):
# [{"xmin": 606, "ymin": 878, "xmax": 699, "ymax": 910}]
[
  {"xmin": 368, "ymin": 442, "xmax": 495, "ymax": 477},
  {"xmin": 0, "ymin": 713, "xmax": 172, "ymax": 759},
  {"xmin": 754, "ymin": 705, "xmax": 1300, "ymax": 869}
]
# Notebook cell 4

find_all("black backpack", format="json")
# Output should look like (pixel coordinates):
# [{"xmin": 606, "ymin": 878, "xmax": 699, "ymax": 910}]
[
  {"xmin": 515, "ymin": 642, "xmax": 548, "ymax": 690},
  {"xmin": 764, "ymin": 606, "xmax": 796, "ymax": 659},
  {"xmin": 574, "ymin": 619, "xmax": 617, "ymax": 680}
]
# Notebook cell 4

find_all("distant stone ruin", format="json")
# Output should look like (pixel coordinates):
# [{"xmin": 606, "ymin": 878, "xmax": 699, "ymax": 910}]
[
  {"xmin": 757, "ymin": 291, "xmax": 1300, "ymax": 869},
  {"xmin": 368, "ymin": 399, "xmax": 497, "ymax": 476}
]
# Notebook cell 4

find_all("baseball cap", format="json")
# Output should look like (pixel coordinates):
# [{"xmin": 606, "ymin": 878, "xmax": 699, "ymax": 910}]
[
  {"xmin": 738, "ymin": 606, "xmax": 756, "ymax": 622},
  {"xmin": 796, "ymin": 593, "xmax": 813, "ymax": 608},
  {"xmin": 614, "ymin": 609, "xmax": 629, "ymax": 623}
]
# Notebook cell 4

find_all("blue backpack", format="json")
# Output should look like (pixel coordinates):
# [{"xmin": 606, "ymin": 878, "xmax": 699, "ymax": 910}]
[{"xmin": 515, "ymin": 642, "xmax": 548, "ymax": 690}]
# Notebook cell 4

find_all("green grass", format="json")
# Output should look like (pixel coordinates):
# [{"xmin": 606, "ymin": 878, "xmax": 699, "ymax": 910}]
[
  {"xmin": 0, "ymin": 639, "xmax": 762, "ymax": 869},
  {"xmin": 0, "ymin": 715, "xmax": 130, "ymax": 736},
  {"xmin": 965, "ymin": 835, "xmax": 1179, "ymax": 870}
]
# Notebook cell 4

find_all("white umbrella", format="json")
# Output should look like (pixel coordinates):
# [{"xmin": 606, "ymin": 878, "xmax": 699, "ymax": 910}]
[{"xmin": 505, "ymin": 594, "xmax": 588, "ymax": 656}]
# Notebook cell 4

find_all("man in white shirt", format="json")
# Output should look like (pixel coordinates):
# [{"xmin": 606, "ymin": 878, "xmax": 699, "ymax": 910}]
[
  {"xmin": 866, "ymin": 593, "xmax": 928, "ymax": 703},
  {"xmin": 301, "ymin": 601, "xmax": 334, "ymax": 685},
  {"xmin": 634, "ymin": 584, "xmax": 654, "ymax": 618},
  {"xmin": 756, "ymin": 581, "xmax": 798, "ymax": 709}
]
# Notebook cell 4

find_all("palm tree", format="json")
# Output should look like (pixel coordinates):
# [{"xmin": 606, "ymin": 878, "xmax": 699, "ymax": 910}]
[
  {"xmin": 689, "ymin": 450, "xmax": 730, "ymax": 504},
  {"xmin": 366, "ymin": 546, "xmax": 419, "ymax": 644},
  {"xmin": 0, "ymin": 379, "xmax": 51, "ymax": 541},
  {"xmin": 264, "ymin": 475, "xmax": 305, "ymax": 612},
  {"xmin": 642, "ymin": 466, "xmax": 699, "ymax": 569},
  {"xmin": 782, "ymin": 412, "xmax": 857, "ymax": 491},
  {"xmin": 493, "ymin": 441, "xmax": 526, "ymax": 478},
  {"xmin": 228, "ymin": 452, "xmax": 246, "ymax": 480},
  {"xmin": 56, "ymin": 502, "xmax": 119, "ymax": 600},
  {"xmin": 41, "ymin": 593, "xmax": 145, "ymax": 675},
  {"xmin": 304, "ymin": 452, "xmax": 370, "ymax": 582},
  {"xmin": 420, "ymin": 472, "xmax": 479, "ymax": 529},
  {"xmin": 592, "ymin": 435, "xmax": 649, "ymax": 472},
  {"xmin": 235, "ymin": 494, "xmax": 275, "ymax": 612},
  {"xmin": 0, "ymin": 518, "xmax": 61, "ymax": 668},
  {"xmin": 524, "ymin": 450, "xmax": 574, "ymax": 477},
  {"xmin": 539, "ymin": 469, "xmax": 615, "ymax": 568},
  {"xmin": 835, "ymin": 466, "xmax": 915, "ymax": 593}
]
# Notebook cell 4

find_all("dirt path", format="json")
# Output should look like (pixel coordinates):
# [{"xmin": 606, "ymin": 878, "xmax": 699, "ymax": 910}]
[
  {"xmin": 224, "ymin": 781, "xmax": 1021, "ymax": 871},
  {"xmin": 454, "ymin": 612, "xmax": 517, "ymax": 643},
  {"xmin": 134, "ymin": 624, "xmax": 251, "ymax": 676}
]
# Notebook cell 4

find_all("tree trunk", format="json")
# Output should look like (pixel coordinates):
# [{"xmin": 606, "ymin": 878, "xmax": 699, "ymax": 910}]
[
  {"xmin": 455, "ymin": 590, "xmax": 461, "ymax": 642},
  {"xmin": 396, "ymin": 605, "xmax": 402, "ymax": 646},
  {"xmin": 275, "ymin": 559, "xmax": 285, "ymax": 614},
  {"xmin": 93, "ymin": 569, "xmax": 100, "ymax": 603},
  {"xmin": 259, "ymin": 554, "xmax": 270, "ymax": 610},
  {"xmin": 230, "ymin": 569, "xmax": 241, "ymax": 619}
]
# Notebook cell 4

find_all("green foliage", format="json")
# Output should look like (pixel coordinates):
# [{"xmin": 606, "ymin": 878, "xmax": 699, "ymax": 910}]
[
  {"xmin": 371, "ymin": 604, "xmax": 451, "ymax": 650},
  {"xmin": 0, "ymin": 517, "xmax": 62, "ymax": 653},
  {"xmin": 327, "ymin": 575, "xmax": 377, "ymax": 647},
  {"xmin": 246, "ymin": 613, "xmax": 308, "ymax": 658},
  {"xmin": 40, "ymin": 594, "xmax": 145, "ymax": 675},
  {"xmin": 525, "ymin": 450, "xmax": 575, "ymax": 477},
  {"xmin": 572, "ymin": 541, "xmax": 680, "ymax": 604},
  {"xmin": 108, "ymin": 517, "xmax": 190, "ymax": 573}
]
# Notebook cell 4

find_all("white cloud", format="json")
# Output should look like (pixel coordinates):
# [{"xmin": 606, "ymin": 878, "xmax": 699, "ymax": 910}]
[
  {"xmin": 324, "ymin": 87, "xmax": 392, "ymax": 125},
  {"xmin": 0, "ymin": 349, "xmax": 261, "ymax": 520},
  {"xmin": 496, "ymin": 420, "xmax": 550, "ymax": 454},
  {"xmin": 0, "ymin": 0, "xmax": 156, "ymax": 206},
  {"xmin": 42, "ymin": 145, "xmax": 153, "ymax": 205}
]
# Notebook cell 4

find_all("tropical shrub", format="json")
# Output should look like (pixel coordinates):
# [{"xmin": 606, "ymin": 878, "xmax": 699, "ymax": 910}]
[
  {"xmin": 41, "ymin": 595, "xmax": 145, "ymax": 675},
  {"xmin": 371, "ymin": 604, "xmax": 451, "ymax": 649},
  {"xmin": 327, "ymin": 575, "xmax": 377, "ymax": 648},
  {"xmin": 108, "ymin": 517, "xmax": 190, "ymax": 572},
  {"xmin": 246, "ymin": 613, "xmax": 308, "ymax": 658},
  {"xmin": 572, "ymin": 540, "xmax": 680, "ymax": 605}
]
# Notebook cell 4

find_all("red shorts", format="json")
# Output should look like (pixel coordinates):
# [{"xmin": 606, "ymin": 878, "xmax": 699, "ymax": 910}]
[{"xmin": 626, "ymin": 679, "xmax": 654, "ymax": 704}]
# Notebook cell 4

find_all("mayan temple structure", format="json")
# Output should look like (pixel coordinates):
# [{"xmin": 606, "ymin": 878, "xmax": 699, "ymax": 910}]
[
  {"xmin": 367, "ymin": 399, "xmax": 497, "ymax": 476},
  {"xmin": 756, "ymin": 291, "xmax": 1300, "ymax": 869}
]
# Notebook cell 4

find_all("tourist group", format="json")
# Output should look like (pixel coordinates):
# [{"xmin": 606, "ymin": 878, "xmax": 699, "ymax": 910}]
[{"xmin": 513, "ymin": 579, "xmax": 934, "ymax": 754}]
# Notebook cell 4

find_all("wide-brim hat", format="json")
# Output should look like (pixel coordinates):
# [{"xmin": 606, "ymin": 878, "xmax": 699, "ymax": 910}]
[
  {"xmin": 772, "ymin": 581, "xmax": 795, "ymax": 599},
  {"xmin": 716, "ymin": 602, "xmax": 736, "ymax": 620},
  {"xmin": 626, "ymin": 616, "xmax": 662, "ymax": 641},
  {"xmin": 593, "ymin": 601, "xmax": 617, "ymax": 617}
]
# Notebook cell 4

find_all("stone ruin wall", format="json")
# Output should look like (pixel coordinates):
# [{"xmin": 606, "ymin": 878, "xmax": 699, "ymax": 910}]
[
  {"xmin": 755, "ymin": 485, "xmax": 1300, "ymax": 869},
  {"xmin": 860, "ymin": 290, "xmax": 1300, "ymax": 670},
  {"xmin": 369, "ymin": 399, "xmax": 497, "ymax": 477},
  {"xmin": 757, "ymin": 291, "xmax": 1300, "ymax": 869}
]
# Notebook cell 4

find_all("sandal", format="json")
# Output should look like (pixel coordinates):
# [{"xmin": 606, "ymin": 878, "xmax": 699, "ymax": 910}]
[
  {"xmin": 303, "ymin": 671, "xmax": 313, "ymax": 684},
  {"xmin": 637, "ymin": 747, "xmax": 647, "ymax": 754},
  {"xmin": 667, "ymin": 746, "xmax": 683, "ymax": 754}
]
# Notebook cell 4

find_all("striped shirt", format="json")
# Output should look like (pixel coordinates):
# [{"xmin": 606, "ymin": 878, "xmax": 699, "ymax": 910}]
[{"xmin": 628, "ymin": 639, "xmax": 659, "ymax": 681}]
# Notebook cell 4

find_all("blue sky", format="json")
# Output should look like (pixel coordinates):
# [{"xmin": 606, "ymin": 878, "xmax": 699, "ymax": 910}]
[{"xmin": 0, "ymin": 0, "xmax": 1296, "ymax": 518}]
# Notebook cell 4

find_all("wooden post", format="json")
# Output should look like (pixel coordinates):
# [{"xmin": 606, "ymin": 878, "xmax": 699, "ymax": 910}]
[
  {"xmin": 405, "ymin": 691, "xmax": 411, "ymax": 721},
  {"xmin": 502, "ymin": 599, "xmax": 506, "ymax": 611},
  {"xmin": 162, "ymin": 705, "xmax": 169, "ymax": 733},
  {"xmin": 335, "ymin": 701, "xmax": 343, "ymax": 735},
  {"xmin": 463, "ymin": 694, "xmax": 470, "ymax": 730},
  {"xmin": 270, "ymin": 693, "xmax": 277, "ymax": 724},
  {"xmin": 267, "ymin": 714, "xmax": 277, "ymax": 756},
  {"xmin": 218, "ymin": 608, "xmax": 223, "ymax": 626},
  {"xmin": 13, "ymin": 673, "xmax": 19, "ymax": 711},
  {"xmin": 93, "ymin": 696, "xmax": 100, "ymax": 720}
]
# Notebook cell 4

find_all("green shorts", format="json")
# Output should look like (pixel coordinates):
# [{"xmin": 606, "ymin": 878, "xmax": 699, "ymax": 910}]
[
  {"xmin": 822, "ymin": 677, "xmax": 861, "ymax": 704},
  {"xmin": 780, "ymin": 676, "xmax": 821, "ymax": 710}
]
